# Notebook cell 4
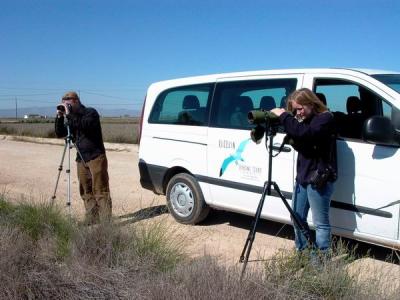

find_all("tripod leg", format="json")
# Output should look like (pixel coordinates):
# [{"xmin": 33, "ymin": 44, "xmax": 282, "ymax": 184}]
[
  {"xmin": 66, "ymin": 139, "xmax": 72, "ymax": 215},
  {"xmin": 72, "ymin": 142, "xmax": 87, "ymax": 167},
  {"xmin": 239, "ymin": 180, "xmax": 271, "ymax": 278},
  {"xmin": 50, "ymin": 141, "xmax": 68, "ymax": 205},
  {"xmin": 272, "ymin": 182, "xmax": 313, "ymax": 248}
]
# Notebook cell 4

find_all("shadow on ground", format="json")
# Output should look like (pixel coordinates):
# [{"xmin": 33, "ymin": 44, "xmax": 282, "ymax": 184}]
[
  {"xmin": 115, "ymin": 206, "xmax": 399, "ymax": 264},
  {"xmin": 201, "ymin": 209, "xmax": 400, "ymax": 264},
  {"xmin": 117, "ymin": 205, "xmax": 168, "ymax": 226}
]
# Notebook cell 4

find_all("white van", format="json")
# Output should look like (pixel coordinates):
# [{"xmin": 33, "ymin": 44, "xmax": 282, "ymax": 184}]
[{"xmin": 138, "ymin": 68, "xmax": 400, "ymax": 250}]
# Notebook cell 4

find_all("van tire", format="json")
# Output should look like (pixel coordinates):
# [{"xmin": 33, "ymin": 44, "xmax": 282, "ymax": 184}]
[{"xmin": 166, "ymin": 173, "xmax": 210, "ymax": 224}]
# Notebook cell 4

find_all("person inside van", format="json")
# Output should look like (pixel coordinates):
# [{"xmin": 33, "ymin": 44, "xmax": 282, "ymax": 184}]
[{"xmin": 270, "ymin": 88, "xmax": 337, "ymax": 263}]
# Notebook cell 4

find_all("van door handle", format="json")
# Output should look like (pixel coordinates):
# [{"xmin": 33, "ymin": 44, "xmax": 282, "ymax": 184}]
[{"xmin": 271, "ymin": 145, "xmax": 291, "ymax": 152}]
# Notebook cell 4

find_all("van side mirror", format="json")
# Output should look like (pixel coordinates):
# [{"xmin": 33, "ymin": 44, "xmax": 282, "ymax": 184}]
[{"xmin": 362, "ymin": 116, "xmax": 400, "ymax": 146}]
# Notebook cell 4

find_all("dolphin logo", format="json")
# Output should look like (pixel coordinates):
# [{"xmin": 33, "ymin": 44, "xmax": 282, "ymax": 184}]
[{"xmin": 219, "ymin": 138, "xmax": 251, "ymax": 176}]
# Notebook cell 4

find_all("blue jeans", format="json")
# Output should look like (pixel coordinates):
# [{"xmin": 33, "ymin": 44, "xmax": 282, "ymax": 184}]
[{"xmin": 292, "ymin": 182, "xmax": 334, "ymax": 252}]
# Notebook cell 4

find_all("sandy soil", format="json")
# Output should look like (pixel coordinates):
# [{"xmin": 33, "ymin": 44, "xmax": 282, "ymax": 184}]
[{"xmin": 1, "ymin": 135, "xmax": 399, "ymax": 282}]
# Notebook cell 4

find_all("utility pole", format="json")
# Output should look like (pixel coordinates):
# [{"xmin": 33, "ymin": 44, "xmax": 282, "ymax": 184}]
[{"xmin": 15, "ymin": 97, "xmax": 18, "ymax": 120}]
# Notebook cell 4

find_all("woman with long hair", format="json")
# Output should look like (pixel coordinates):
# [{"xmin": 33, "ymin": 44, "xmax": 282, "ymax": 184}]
[{"xmin": 271, "ymin": 88, "xmax": 337, "ymax": 262}]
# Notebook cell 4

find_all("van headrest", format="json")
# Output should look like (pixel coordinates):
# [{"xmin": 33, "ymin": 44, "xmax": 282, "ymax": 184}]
[
  {"xmin": 316, "ymin": 92, "xmax": 327, "ymax": 106},
  {"xmin": 259, "ymin": 96, "xmax": 276, "ymax": 110},
  {"xmin": 391, "ymin": 107, "xmax": 400, "ymax": 130},
  {"xmin": 183, "ymin": 95, "xmax": 200, "ymax": 109},
  {"xmin": 280, "ymin": 96, "xmax": 288, "ymax": 108},
  {"xmin": 234, "ymin": 96, "xmax": 254, "ymax": 113},
  {"xmin": 346, "ymin": 96, "xmax": 362, "ymax": 114}
]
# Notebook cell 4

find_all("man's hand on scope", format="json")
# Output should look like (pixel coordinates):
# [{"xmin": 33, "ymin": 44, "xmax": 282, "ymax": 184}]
[
  {"xmin": 56, "ymin": 103, "xmax": 71, "ymax": 117},
  {"xmin": 270, "ymin": 108, "xmax": 286, "ymax": 117}
]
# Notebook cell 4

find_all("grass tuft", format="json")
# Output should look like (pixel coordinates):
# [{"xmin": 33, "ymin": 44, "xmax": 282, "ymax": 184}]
[
  {"xmin": 106, "ymin": 134, "xmax": 135, "ymax": 144},
  {"xmin": 0, "ymin": 126, "xmax": 16, "ymax": 135},
  {"xmin": 0, "ymin": 199, "xmax": 76, "ymax": 258},
  {"xmin": 262, "ymin": 241, "xmax": 397, "ymax": 299},
  {"xmin": 132, "ymin": 221, "xmax": 186, "ymax": 272}
]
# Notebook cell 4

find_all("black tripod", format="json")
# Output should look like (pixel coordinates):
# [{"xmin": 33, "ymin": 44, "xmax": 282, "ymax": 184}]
[
  {"xmin": 239, "ymin": 125, "xmax": 313, "ymax": 278},
  {"xmin": 50, "ymin": 118, "xmax": 84, "ymax": 214}
]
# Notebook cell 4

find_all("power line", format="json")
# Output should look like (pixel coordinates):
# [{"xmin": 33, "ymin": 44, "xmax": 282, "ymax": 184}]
[
  {"xmin": 1, "ymin": 101, "xmax": 143, "ymax": 108},
  {"xmin": 80, "ymin": 90, "xmax": 132, "ymax": 101},
  {"xmin": 87, "ymin": 102, "xmax": 138, "ymax": 105},
  {"xmin": 0, "ymin": 86, "xmax": 147, "ymax": 91},
  {"xmin": 4, "ymin": 99, "xmax": 50, "ymax": 104},
  {"xmin": 0, "ymin": 87, "xmax": 68, "ymax": 91},
  {"xmin": 0, "ymin": 92, "xmax": 60, "ymax": 98},
  {"xmin": 0, "ymin": 98, "xmax": 144, "ymax": 104},
  {"xmin": 81, "ymin": 87, "xmax": 147, "ymax": 91}
]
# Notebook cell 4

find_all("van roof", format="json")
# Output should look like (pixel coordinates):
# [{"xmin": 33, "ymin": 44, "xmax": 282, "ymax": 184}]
[
  {"xmin": 350, "ymin": 68, "xmax": 400, "ymax": 75},
  {"xmin": 151, "ymin": 68, "xmax": 400, "ymax": 87}
]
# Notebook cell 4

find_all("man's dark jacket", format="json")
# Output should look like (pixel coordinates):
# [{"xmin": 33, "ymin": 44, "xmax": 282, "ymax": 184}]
[{"xmin": 55, "ymin": 105, "xmax": 105, "ymax": 162}]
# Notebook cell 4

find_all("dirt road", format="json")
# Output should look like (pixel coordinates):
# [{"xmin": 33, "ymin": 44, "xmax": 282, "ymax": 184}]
[
  {"xmin": 0, "ymin": 135, "xmax": 292, "ymax": 262},
  {"xmin": 1, "ymin": 135, "xmax": 399, "ymax": 278}
]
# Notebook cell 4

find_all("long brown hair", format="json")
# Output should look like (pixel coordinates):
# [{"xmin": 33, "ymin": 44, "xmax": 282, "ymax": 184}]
[{"xmin": 286, "ymin": 88, "xmax": 327, "ymax": 114}]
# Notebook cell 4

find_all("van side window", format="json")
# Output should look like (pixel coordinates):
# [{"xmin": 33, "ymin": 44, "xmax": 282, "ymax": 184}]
[
  {"xmin": 383, "ymin": 101, "xmax": 400, "ymax": 131},
  {"xmin": 314, "ymin": 79, "xmax": 386, "ymax": 140},
  {"xmin": 210, "ymin": 79, "xmax": 297, "ymax": 129},
  {"xmin": 148, "ymin": 84, "xmax": 212, "ymax": 125}
]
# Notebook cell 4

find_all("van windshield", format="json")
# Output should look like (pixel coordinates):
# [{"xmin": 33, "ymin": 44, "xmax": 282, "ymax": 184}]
[{"xmin": 372, "ymin": 74, "xmax": 400, "ymax": 94}]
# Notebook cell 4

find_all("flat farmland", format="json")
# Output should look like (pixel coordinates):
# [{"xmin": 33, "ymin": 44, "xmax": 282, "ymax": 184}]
[{"xmin": 0, "ymin": 117, "xmax": 139, "ymax": 143}]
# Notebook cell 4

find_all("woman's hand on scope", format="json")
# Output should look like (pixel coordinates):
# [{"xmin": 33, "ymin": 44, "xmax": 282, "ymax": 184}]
[{"xmin": 270, "ymin": 108, "xmax": 286, "ymax": 117}]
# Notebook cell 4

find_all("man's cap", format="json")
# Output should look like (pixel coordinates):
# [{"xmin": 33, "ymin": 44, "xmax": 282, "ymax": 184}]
[{"xmin": 62, "ymin": 91, "xmax": 80, "ymax": 101}]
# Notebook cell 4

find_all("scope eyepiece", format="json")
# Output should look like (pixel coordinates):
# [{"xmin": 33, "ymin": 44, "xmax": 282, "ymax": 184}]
[
  {"xmin": 57, "ymin": 105, "xmax": 65, "ymax": 112},
  {"xmin": 57, "ymin": 104, "xmax": 72, "ymax": 113}
]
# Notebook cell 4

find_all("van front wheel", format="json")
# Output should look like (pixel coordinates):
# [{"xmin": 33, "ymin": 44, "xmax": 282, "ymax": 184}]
[{"xmin": 166, "ymin": 173, "xmax": 210, "ymax": 224}]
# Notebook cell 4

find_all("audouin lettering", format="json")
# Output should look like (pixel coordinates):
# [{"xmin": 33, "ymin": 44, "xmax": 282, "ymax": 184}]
[{"xmin": 218, "ymin": 139, "xmax": 236, "ymax": 149}]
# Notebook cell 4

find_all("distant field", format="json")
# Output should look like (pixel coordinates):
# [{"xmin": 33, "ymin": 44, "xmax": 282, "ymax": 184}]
[{"xmin": 0, "ymin": 117, "xmax": 140, "ymax": 144}]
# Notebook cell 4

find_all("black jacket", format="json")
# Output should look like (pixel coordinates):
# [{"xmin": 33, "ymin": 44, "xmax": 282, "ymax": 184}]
[
  {"xmin": 55, "ymin": 105, "xmax": 105, "ymax": 162},
  {"xmin": 279, "ymin": 111, "xmax": 337, "ymax": 185}
]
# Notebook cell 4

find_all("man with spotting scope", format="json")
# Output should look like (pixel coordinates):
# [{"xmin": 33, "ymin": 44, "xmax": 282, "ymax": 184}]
[{"xmin": 55, "ymin": 91, "xmax": 112, "ymax": 224}]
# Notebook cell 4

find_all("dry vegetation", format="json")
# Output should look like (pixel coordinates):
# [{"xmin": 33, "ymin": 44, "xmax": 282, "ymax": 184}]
[
  {"xmin": 0, "ymin": 195, "xmax": 399, "ymax": 299},
  {"xmin": 0, "ymin": 117, "xmax": 139, "ymax": 144}
]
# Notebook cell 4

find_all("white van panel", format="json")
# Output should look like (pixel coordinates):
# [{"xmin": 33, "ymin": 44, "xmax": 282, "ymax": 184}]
[
  {"xmin": 331, "ymin": 140, "xmax": 400, "ymax": 239},
  {"xmin": 140, "ymin": 124, "xmax": 208, "ymax": 174},
  {"xmin": 206, "ymin": 128, "xmax": 295, "ymax": 216}
]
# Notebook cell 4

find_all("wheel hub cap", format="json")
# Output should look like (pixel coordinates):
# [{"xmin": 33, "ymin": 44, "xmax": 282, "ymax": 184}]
[{"xmin": 170, "ymin": 182, "xmax": 194, "ymax": 218}]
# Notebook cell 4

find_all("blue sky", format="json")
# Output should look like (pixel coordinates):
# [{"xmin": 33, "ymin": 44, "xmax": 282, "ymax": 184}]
[{"xmin": 0, "ymin": 0, "xmax": 399, "ymax": 111}]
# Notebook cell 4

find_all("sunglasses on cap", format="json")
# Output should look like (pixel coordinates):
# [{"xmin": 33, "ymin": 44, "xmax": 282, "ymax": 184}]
[{"xmin": 62, "ymin": 97, "xmax": 76, "ymax": 101}]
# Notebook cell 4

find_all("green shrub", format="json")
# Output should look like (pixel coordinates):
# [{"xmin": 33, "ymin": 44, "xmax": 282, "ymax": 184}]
[
  {"xmin": 132, "ymin": 222, "xmax": 186, "ymax": 272},
  {"xmin": 45, "ymin": 129, "xmax": 57, "ymax": 138},
  {"xmin": 0, "ymin": 126, "xmax": 16, "ymax": 135},
  {"xmin": 262, "ymin": 242, "xmax": 385, "ymax": 299},
  {"xmin": 0, "ymin": 199, "xmax": 76, "ymax": 258},
  {"xmin": 105, "ymin": 134, "xmax": 134, "ymax": 144},
  {"xmin": 0, "ymin": 197, "xmax": 15, "ymax": 217},
  {"xmin": 72, "ymin": 222, "xmax": 133, "ymax": 267}
]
